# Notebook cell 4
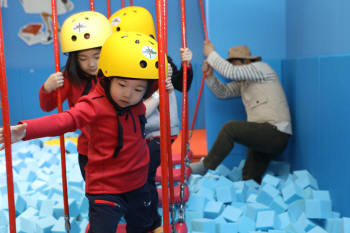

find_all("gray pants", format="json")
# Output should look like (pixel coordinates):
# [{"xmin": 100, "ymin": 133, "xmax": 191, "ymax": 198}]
[{"xmin": 203, "ymin": 121, "xmax": 290, "ymax": 183}]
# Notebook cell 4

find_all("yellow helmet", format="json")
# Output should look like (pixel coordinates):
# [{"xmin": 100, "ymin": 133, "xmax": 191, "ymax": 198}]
[
  {"xmin": 109, "ymin": 6, "xmax": 156, "ymax": 39},
  {"xmin": 97, "ymin": 31, "xmax": 167, "ymax": 80},
  {"xmin": 60, "ymin": 11, "xmax": 113, "ymax": 53}
]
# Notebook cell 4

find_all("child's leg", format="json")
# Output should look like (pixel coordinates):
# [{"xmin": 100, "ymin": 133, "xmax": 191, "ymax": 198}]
[
  {"xmin": 146, "ymin": 138, "xmax": 162, "ymax": 231},
  {"xmin": 86, "ymin": 193, "xmax": 127, "ymax": 233},
  {"xmin": 124, "ymin": 183, "xmax": 152, "ymax": 233}
]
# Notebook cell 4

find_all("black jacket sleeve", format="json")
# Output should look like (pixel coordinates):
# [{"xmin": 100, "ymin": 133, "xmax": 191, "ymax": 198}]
[{"xmin": 168, "ymin": 55, "xmax": 194, "ymax": 92}]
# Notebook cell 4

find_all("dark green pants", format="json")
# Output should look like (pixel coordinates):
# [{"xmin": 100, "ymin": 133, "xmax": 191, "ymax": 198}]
[{"xmin": 203, "ymin": 121, "xmax": 290, "ymax": 183}]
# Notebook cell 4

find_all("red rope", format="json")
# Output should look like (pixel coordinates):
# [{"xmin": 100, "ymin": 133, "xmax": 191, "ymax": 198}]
[
  {"xmin": 180, "ymin": 0, "xmax": 188, "ymax": 186},
  {"xmin": 0, "ymin": 8, "xmax": 17, "ymax": 233},
  {"xmin": 107, "ymin": 0, "xmax": 111, "ymax": 18},
  {"xmin": 90, "ymin": 0, "xmax": 95, "ymax": 11},
  {"xmin": 121, "ymin": 0, "xmax": 125, "ymax": 8},
  {"xmin": 51, "ymin": 1, "xmax": 70, "ymax": 231},
  {"xmin": 190, "ymin": 0, "xmax": 209, "ymax": 135},
  {"xmin": 156, "ymin": 0, "xmax": 170, "ymax": 232},
  {"xmin": 130, "ymin": 0, "xmax": 133, "ymax": 6}
]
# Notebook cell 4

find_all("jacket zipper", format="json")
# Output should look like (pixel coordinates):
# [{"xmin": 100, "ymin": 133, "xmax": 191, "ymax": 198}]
[{"xmin": 95, "ymin": 200, "xmax": 121, "ymax": 208}]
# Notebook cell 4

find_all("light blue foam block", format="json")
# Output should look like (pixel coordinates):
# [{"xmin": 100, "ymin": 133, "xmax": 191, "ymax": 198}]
[
  {"xmin": 305, "ymin": 199, "xmax": 332, "ymax": 219},
  {"xmin": 51, "ymin": 217, "xmax": 80, "ymax": 233},
  {"xmin": 237, "ymin": 216, "xmax": 256, "ymax": 233},
  {"xmin": 287, "ymin": 199, "xmax": 305, "ymax": 222},
  {"xmin": 221, "ymin": 205, "xmax": 242, "ymax": 222},
  {"xmin": 296, "ymin": 212, "xmax": 319, "ymax": 232},
  {"xmin": 215, "ymin": 164, "xmax": 231, "ymax": 177},
  {"xmin": 35, "ymin": 216, "xmax": 57, "ymax": 233},
  {"xmin": 269, "ymin": 195, "xmax": 288, "ymax": 214},
  {"xmin": 217, "ymin": 222, "xmax": 238, "ymax": 233},
  {"xmin": 185, "ymin": 210, "xmax": 204, "ymax": 231},
  {"xmin": 187, "ymin": 194, "xmax": 210, "ymax": 211},
  {"xmin": 65, "ymin": 139, "xmax": 77, "ymax": 154},
  {"xmin": 339, "ymin": 217, "xmax": 350, "ymax": 233},
  {"xmin": 282, "ymin": 183, "xmax": 305, "ymax": 204},
  {"xmin": 322, "ymin": 218, "xmax": 342, "ymax": 233},
  {"xmin": 256, "ymin": 184, "xmax": 279, "ymax": 206},
  {"xmin": 216, "ymin": 186, "xmax": 237, "ymax": 204},
  {"xmin": 307, "ymin": 226, "xmax": 327, "ymax": 233},
  {"xmin": 16, "ymin": 216, "xmax": 35, "ymax": 233},
  {"xmin": 261, "ymin": 174, "xmax": 281, "ymax": 189},
  {"xmin": 311, "ymin": 190, "xmax": 330, "ymax": 201},
  {"xmin": 204, "ymin": 201, "xmax": 225, "ymax": 219},
  {"xmin": 283, "ymin": 222, "xmax": 306, "ymax": 233},
  {"xmin": 227, "ymin": 167, "xmax": 242, "ymax": 182},
  {"xmin": 256, "ymin": 210, "xmax": 281, "ymax": 231},
  {"xmin": 39, "ymin": 199, "xmax": 56, "ymax": 218},
  {"xmin": 191, "ymin": 218, "xmax": 216, "ymax": 233},
  {"xmin": 0, "ymin": 209, "xmax": 9, "ymax": 226},
  {"xmin": 215, "ymin": 176, "xmax": 234, "ymax": 189}
]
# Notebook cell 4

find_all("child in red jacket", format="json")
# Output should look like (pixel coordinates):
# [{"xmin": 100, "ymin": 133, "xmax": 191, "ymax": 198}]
[
  {"xmin": 0, "ymin": 31, "xmax": 166, "ymax": 233},
  {"xmin": 39, "ymin": 11, "xmax": 113, "ymax": 180}
]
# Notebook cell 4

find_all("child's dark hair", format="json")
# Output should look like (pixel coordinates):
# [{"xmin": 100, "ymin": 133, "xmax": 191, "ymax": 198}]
[
  {"xmin": 64, "ymin": 47, "xmax": 101, "ymax": 86},
  {"xmin": 98, "ymin": 70, "xmax": 157, "ymax": 100}
]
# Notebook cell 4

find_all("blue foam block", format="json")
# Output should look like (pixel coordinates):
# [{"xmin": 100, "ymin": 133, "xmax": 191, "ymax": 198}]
[
  {"xmin": 215, "ymin": 176, "xmax": 234, "ymax": 189},
  {"xmin": 215, "ymin": 164, "xmax": 231, "ymax": 177},
  {"xmin": 283, "ymin": 222, "xmax": 307, "ymax": 233},
  {"xmin": 305, "ymin": 199, "xmax": 332, "ymax": 219},
  {"xmin": 216, "ymin": 186, "xmax": 237, "ymax": 204},
  {"xmin": 79, "ymin": 196, "xmax": 89, "ymax": 214},
  {"xmin": 256, "ymin": 184, "xmax": 279, "ymax": 206},
  {"xmin": 287, "ymin": 200, "xmax": 305, "ymax": 222},
  {"xmin": 191, "ymin": 218, "xmax": 216, "ymax": 233},
  {"xmin": 269, "ymin": 195, "xmax": 288, "ymax": 214},
  {"xmin": 227, "ymin": 167, "xmax": 242, "ymax": 182},
  {"xmin": 261, "ymin": 174, "xmax": 281, "ymax": 189},
  {"xmin": 15, "ymin": 194, "xmax": 27, "ymax": 216},
  {"xmin": 237, "ymin": 216, "xmax": 256, "ymax": 233},
  {"xmin": 278, "ymin": 212, "xmax": 292, "ymax": 229},
  {"xmin": 323, "ymin": 218, "xmax": 342, "ymax": 233},
  {"xmin": 39, "ymin": 200, "xmax": 56, "ymax": 218},
  {"xmin": 187, "ymin": 194, "xmax": 209, "ymax": 211},
  {"xmin": 185, "ymin": 210, "xmax": 204, "ymax": 231},
  {"xmin": 311, "ymin": 190, "xmax": 330, "ymax": 200},
  {"xmin": 256, "ymin": 210, "xmax": 281, "ymax": 231},
  {"xmin": 307, "ymin": 226, "xmax": 327, "ymax": 233},
  {"xmin": 296, "ymin": 212, "xmax": 319, "ymax": 232},
  {"xmin": 65, "ymin": 139, "xmax": 77, "ymax": 154},
  {"xmin": 204, "ymin": 201, "xmax": 225, "ymax": 219},
  {"xmin": 51, "ymin": 217, "xmax": 80, "ymax": 233},
  {"xmin": 0, "ymin": 209, "xmax": 9, "ymax": 226},
  {"xmin": 217, "ymin": 222, "xmax": 238, "ymax": 233},
  {"xmin": 221, "ymin": 205, "xmax": 243, "ymax": 222},
  {"xmin": 282, "ymin": 183, "xmax": 305, "ymax": 204},
  {"xmin": 35, "ymin": 216, "xmax": 57, "ymax": 233},
  {"xmin": 16, "ymin": 216, "xmax": 35, "ymax": 233},
  {"xmin": 339, "ymin": 217, "xmax": 350, "ymax": 233},
  {"xmin": 18, "ymin": 206, "xmax": 38, "ymax": 220}
]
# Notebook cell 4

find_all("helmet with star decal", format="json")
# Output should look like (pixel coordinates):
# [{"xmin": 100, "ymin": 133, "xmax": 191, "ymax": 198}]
[
  {"xmin": 60, "ymin": 11, "xmax": 113, "ymax": 53},
  {"xmin": 97, "ymin": 31, "xmax": 167, "ymax": 79}
]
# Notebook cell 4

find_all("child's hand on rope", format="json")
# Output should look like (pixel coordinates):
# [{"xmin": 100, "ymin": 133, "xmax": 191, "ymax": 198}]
[
  {"xmin": 202, "ymin": 60, "xmax": 213, "ymax": 79},
  {"xmin": 165, "ymin": 77, "xmax": 174, "ymax": 93},
  {"xmin": 43, "ymin": 72, "xmax": 64, "ymax": 92},
  {"xmin": 180, "ymin": 48, "xmax": 193, "ymax": 67}
]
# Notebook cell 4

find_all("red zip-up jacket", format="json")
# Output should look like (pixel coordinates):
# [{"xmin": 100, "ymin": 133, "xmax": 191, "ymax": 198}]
[
  {"xmin": 39, "ymin": 73, "xmax": 99, "ymax": 155},
  {"xmin": 26, "ymin": 83, "xmax": 149, "ymax": 194}
]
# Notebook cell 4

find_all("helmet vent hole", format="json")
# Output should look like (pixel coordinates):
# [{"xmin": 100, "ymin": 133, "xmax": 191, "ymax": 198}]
[
  {"xmin": 84, "ymin": 33, "xmax": 91, "ymax": 39},
  {"xmin": 149, "ymin": 41, "xmax": 154, "ymax": 45},
  {"xmin": 133, "ymin": 11, "xmax": 137, "ymax": 13},
  {"xmin": 123, "ymin": 13, "xmax": 126, "ymax": 16},
  {"xmin": 136, "ymin": 34, "xmax": 141, "ymax": 36},
  {"xmin": 121, "ymin": 35, "xmax": 128, "ymax": 38},
  {"xmin": 71, "ymin": 35, "xmax": 77, "ymax": 41},
  {"xmin": 155, "ymin": 62, "xmax": 158, "ymax": 69},
  {"xmin": 140, "ymin": 61, "xmax": 147, "ymax": 68},
  {"xmin": 85, "ymin": 17, "xmax": 89, "ymax": 20},
  {"xmin": 117, "ymin": 27, "xmax": 121, "ymax": 32},
  {"xmin": 135, "ymin": 40, "xmax": 140, "ymax": 44},
  {"xmin": 150, "ymin": 35, "xmax": 155, "ymax": 39}
]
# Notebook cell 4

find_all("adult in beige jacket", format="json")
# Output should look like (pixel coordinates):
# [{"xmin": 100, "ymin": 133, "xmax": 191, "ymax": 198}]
[{"xmin": 190, "ymin": 42, "xmax": 292, "ymax": 183}]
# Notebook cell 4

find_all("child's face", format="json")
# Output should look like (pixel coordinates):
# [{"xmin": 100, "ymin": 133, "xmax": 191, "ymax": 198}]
[
  {"xmin": 110, "ymin": 78, "xmax": 148, "ymax": 108},
  {"xmin": 77, "ymin": 48, "xmax": 101, "ymax": 76}
]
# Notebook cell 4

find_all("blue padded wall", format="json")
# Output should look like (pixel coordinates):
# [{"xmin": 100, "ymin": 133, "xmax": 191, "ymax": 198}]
[{"xmin": 283, "ymin": 55, "xmax": 350, "ymax": 218}]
